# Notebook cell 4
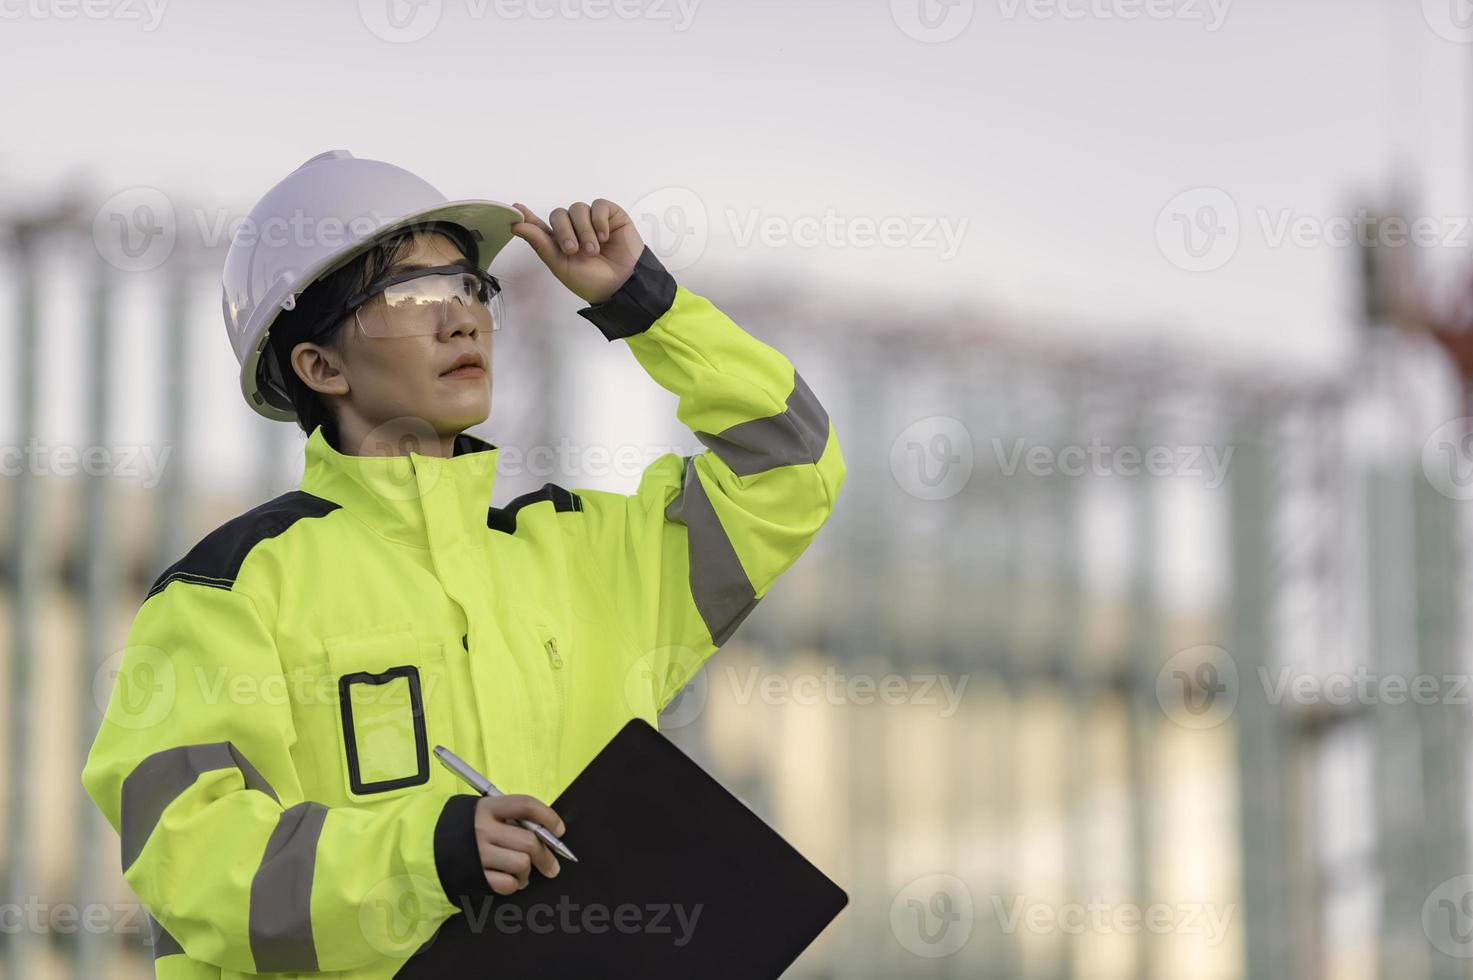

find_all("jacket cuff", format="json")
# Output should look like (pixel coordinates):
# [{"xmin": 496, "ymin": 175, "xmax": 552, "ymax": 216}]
[
  {"xmin": 433, "ymin": 793, "xmax": 494, "ymax": 910},
  {"xmin": 576, "ymin": 245, "xmax": 677, "ymax": 341}
]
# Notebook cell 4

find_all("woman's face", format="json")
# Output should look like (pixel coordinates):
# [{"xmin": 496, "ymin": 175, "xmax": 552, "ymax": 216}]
[{"xmin": 297, "ymin": 230, "xmax": 495, "ymax": 448}]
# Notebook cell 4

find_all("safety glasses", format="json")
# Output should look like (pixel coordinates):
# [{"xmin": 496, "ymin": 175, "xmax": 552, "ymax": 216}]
[{"xmin": 341, "ymin": 263, "xmax": 504, "ymax": 338}]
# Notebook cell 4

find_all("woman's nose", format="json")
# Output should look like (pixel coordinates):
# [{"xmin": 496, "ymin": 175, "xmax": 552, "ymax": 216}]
[{"xmin": 443, "ymin": 296, "xmax": 483, "ymax": 338}]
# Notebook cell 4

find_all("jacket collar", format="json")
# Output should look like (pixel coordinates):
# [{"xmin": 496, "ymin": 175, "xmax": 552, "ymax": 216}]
[{"xmin": 298, "ymin": 424, "xmax": 499, "ymax": 549}]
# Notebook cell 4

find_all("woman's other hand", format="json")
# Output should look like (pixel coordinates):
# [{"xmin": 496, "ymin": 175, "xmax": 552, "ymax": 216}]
[
  {"xmin": 474, "ymin": 793, "xmax": 566, "ymax": 895},
  {"xmin": 511, "ymin": 199, "xmax": 644, "ymax": 305}
]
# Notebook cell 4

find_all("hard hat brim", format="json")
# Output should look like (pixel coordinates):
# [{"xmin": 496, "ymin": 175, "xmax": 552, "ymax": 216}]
[{"xmin": 240, "ymin": 198, "xmax": 523, "ymax": 422}]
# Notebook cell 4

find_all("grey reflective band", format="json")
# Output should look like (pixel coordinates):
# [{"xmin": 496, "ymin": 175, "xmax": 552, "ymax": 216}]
[
  {"xmin": 249, "ymin": 801, "xmax": 329, "ymax": 973},
  {"xmin": 120, "ymin": 742, "xmax": 280, "ymax": 872},
  {"xmin": 665, "ymin": 455, "xmax": 760, "ymax": 647},
  {"xmin": 148, "ymin": 913, "xmax": 183, "ymax": 958},
  {"xmin": 695, "ymin": 371, "xmax": 830, "ymax": 477}
]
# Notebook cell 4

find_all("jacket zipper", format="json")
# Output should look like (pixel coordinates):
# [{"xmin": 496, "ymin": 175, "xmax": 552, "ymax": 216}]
[{"xmin": 543, "ymin": 633, "xmax": 565, "ymax": 788}]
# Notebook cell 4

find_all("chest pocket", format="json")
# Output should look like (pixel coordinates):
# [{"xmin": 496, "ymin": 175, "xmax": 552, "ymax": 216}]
[{"xmin": 324, "ymin": 622, "xmax": 457, "ymax": 803}]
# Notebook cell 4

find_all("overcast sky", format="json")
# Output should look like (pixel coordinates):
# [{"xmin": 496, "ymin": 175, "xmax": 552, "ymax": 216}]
[
  {"xmin": 2, "ymin": 0, "xmax": 1472, "ymax": 494},
  {"xmin": 1, "ymin": 0, "xmax": 1468, "ymax": 348}
]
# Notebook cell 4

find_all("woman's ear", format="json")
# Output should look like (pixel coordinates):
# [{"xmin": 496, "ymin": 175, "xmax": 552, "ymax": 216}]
[{"xmin": 291, "ymin": 340, "xmax": 350, "ymax": 398}]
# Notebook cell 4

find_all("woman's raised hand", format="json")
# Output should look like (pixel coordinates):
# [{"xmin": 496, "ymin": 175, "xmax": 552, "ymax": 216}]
[{"xmin": 511, "ymin": 199, "xmax": 645, "ymax": 305}]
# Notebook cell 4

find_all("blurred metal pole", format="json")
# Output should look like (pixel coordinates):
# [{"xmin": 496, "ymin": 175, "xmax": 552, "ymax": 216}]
[
  {"xmin": 956, "ymin": 360, "xmax": 1018, "ymax": 980},
  {"xmin": 1056, "ymin": 379, "xmax": 1088, "ymax": 980},
  {"xmin": 1124, "ymin": 411, "xmax": 1160, "ymax": 980},
  {"xmin": 1231, "ymin": 414, "xmax": 1296, "ymax": 980},
  {"xmin": 1367, "ymin": 453, "xmax": 1430, "ymax": 979},
  {"xmin": 3, "ymin": 229, "xmax": 42, "ymax": 980},
  {"xmin": 157, "ymin": 254, "xmax": 191, "ymax": 602},
  {"xmin": 73, "ymin": 251, "xmax": 117, "ymax": 976},
  {"xmin": 933, "ymin": 356, "xmax": 971, "ymax": 980},
  {"xmin": 984, "ymin": 369, "xmax": 1027, "ymax": 980},
  {"xmin": 832, "ymin": 339, "xmax": 889, "ymax": 978},
  {"xmin": 1412, "ymin": 473, "xmax": 1465, "ymax": 980}
]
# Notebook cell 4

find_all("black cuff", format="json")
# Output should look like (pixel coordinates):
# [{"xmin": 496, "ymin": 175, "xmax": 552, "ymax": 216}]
[
  {"xmin": 576, "ymin": 245, "xmax": 677, "ymax": 342},
  {"xmin": 434, "ymin": 794, "xmax": 494, "ymax": 910}
]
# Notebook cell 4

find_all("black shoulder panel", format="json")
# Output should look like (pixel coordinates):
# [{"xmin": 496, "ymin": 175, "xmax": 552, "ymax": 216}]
[
  {"xmin": 145, "ymin": 490, "xmax": 341, "ymax": 601},
  {"xmin": 486, "ymin": 484, "xmax": 583, "ymax": 535}
]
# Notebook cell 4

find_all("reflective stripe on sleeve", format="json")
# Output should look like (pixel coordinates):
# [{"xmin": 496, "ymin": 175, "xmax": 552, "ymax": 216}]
[
  {"xmin": 148, "ymin": 913, "xmax": 183, "ymax": 958},
  {"xmin": 249, "ymin": 801, "xmax": 329, "ymax": 973},
  {"xmin": 693, "ymin": 371, "xmax": 829, "ymax": 476},
  {"xmin": 664, "ymin": 455, "xmax": 760, "ymax": 648},
  {"xmin": 120, "ymin": 742, "xmax": 280, "ymax": 873}
]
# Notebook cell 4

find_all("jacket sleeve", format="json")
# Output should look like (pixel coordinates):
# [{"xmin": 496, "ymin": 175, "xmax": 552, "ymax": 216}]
[
  {"xmin": 571, "ymin": 246, "xmax": 846, "ymax": 711},
  {"xmin": 80, "ymin": 581, "xmax": 489, "ymax": 973}
]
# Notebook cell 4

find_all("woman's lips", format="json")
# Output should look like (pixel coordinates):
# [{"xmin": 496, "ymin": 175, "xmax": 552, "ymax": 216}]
[{"xmin": 440, "ymin": 365, "xmax": 486, "ymax": 380}]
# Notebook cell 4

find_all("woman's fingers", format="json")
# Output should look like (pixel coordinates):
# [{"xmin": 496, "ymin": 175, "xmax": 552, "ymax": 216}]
[
  {"xmin": 479, "ymin": 823, "xmax": 561, "ymax": 890},
  {"xmin": 591, "ymin": 199, "xmax": 613, "ymax": 242},
  {"xmin": 511, "ymin": 204, "xmax": 559, "ymax": 263},
  {"xmin": 568, "ymin": 201, "xmax": 599, "ymax": 254},
  {"xmin": 487, "ymin": 824, "xmax": 560, "ymax": 880},
  {"xmin": 485, "ymin": 793, "xmax": 566, "ymax": 836},
  {"xmin": 484, "ymin": 869, "xmax": 522, "ymax": 896},
  {"xmin": 473, "ymin": 793, "xmax": 565, "ymax": 893},
  {"xmin": 480, "ymin": 843, "xmax": 533, "ymax": 894},
  {"xmin": 548, "ymin": 207, "xmax": 578, "ymax": 255}
]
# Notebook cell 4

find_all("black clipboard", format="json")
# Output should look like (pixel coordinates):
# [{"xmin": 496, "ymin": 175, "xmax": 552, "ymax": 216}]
[{"xmin": 395, "ymin": 717, "xmax": 848, "ymax": 978}]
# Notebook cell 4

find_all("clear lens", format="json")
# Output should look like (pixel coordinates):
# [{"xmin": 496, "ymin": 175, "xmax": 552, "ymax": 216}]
[{"xmin": 355, "ymin": 270, "xmax": 502, "ymax": 338}]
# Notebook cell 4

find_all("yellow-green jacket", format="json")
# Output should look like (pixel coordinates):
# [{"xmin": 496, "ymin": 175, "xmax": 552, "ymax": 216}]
[{"xmin": 81, "ymin": 247, "xmax": 846, "ymax": 978}]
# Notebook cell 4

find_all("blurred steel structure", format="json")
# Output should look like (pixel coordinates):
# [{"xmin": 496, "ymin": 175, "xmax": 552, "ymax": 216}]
[{"xmin": 3, "ymin": 206, "xmax": 1473, "ymax": 980}]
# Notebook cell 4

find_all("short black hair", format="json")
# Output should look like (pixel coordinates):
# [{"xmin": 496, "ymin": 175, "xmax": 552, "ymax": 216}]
[{"xmin": 262, "ymin": 222, "xmax": 479, "ymax": 449}]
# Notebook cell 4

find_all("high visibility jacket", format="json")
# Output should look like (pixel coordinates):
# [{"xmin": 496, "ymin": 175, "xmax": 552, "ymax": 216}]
[{"xmin": 81, "ymin": 247, "xmax": 845, "ymax": 978}]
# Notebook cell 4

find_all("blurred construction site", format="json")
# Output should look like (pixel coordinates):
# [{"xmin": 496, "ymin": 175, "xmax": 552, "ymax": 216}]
[{"xmin": 2, "ymin": 182, "xmax": 1473, "ymax": 980}]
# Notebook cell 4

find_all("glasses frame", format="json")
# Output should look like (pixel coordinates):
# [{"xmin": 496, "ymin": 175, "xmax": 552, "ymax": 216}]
[{"xmin": 337, "ymin": 262, "xmax": 503, "ymax": 335}]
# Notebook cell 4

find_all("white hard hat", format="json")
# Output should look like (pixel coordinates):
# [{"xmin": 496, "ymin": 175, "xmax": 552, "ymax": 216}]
[{"xmin": 221, "ymin": 150, "xmax": 521, "ymax": 421}]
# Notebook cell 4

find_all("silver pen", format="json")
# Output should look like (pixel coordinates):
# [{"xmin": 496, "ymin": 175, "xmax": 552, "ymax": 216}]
[{"xmin": 433, "ymin": 744, "xmax": 578, "ymax": 863}]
